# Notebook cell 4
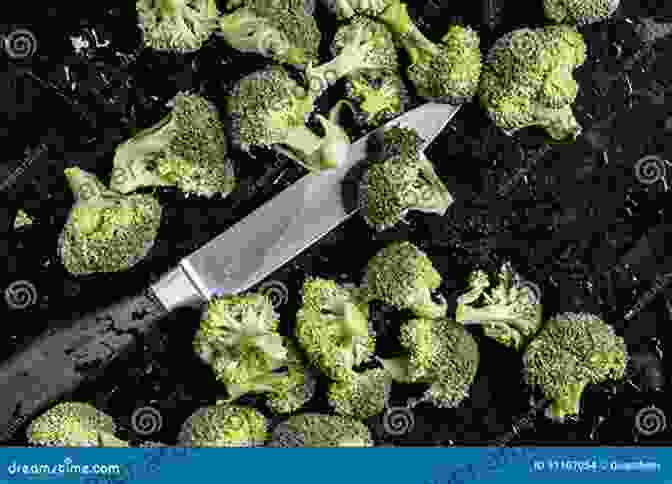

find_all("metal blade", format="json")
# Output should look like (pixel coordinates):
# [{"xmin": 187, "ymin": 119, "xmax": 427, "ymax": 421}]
[{"xmin": 154, "ymin": 103, "xmax": 462, "ymax": 303}]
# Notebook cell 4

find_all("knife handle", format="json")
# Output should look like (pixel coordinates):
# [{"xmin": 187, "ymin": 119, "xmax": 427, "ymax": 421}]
[{"xmin": 0, "ymin": 289, "xmax": 168, "ymax": 443}]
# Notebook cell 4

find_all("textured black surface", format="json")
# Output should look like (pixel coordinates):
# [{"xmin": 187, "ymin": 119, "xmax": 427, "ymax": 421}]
[{"xmin": 1, "ymin": 1, "xmax": 671, "ymax": 446}]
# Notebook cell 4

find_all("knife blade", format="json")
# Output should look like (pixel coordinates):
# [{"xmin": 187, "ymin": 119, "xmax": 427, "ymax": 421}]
[
  {"xmin": 170, "ymin": 102, "xmax": 462, "ymax": 304},
  {"xmin": 0, "ymin": 102, "xmax": 461, "ymax": 441}
]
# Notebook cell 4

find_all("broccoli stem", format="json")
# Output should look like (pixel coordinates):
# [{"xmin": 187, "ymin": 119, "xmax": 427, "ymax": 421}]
[
  {"xmin": 377, "ymin": 0, "xmax": 439, "ymax": 64},
  {"xmin": 411, "ymin": 159, "xmax": 453, "ymax": 214},
  {"xmin": 547, "ymin": 381, "xmax": 587, "ymax": 422},
  {"xmin": 279, "ymin": 124, "xmax": 325, "ymax": 166}
]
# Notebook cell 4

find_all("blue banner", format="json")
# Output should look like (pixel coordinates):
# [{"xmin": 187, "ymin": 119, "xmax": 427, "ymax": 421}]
[{"xmin": 0, "ymin": 447, "xmax": 669, "ymax": 484}]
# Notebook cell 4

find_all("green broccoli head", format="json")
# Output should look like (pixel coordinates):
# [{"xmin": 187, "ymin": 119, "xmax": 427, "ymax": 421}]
[
  {"xmin": 523, "ymin": 312, "xmax": 628, "ymax": 422},
  {"xmin": 295, "ymin": 278, "xmax": 375, "ymax": 381},
  {"xmin": 455, "ymin": 263, "xmax": 543, "ymax": 351},
  {"xmin": 226, "ymin": 66, "xmax": 350, "ymax": 172},
  {"xmin": 218, "ymin": 0, "xmax": 320, "ymax": 66},
  {"xmin": 303, "ymin": 14, "xmax": 402, "ymax": 99},
  {"xmin": 269, "ymin": 413, "xmax": 374, "ymax": 447},
  {"xmin": 479, "ymin": 25, "xmax": 587, "ymax": 140},
  {"xmin": 380, "ymin": 318, "xmax": 480, "ymax": 408},
  {"xmin": 193, "ymin": 292, "xmax": 287, "ymax": 397},
  {"xmin": 544, "ymin": 0, "xmax": 620, "ymax": 26},
  {"xmin": 27, "ymin": 402, "xmax": 128, "ymax": 447},
  {"xmin": 369, "ymin": 125, "xmax": 425, "ymax": 162},
  {"xmin": 58, "ymin": 167, "xmax": 162, "ymax": 276},
  {"xmin": 327, "ymin": 368, "xmax": 392, "ymax": 420},
  {"xmin": 194, "ymin": 292, "xmax": 315, "ymax": 412},
  {"xmin": 368, "ymin": 1, "xmax": 481, "ymax": 104},
  {"xmin": 136, "ymin": 0, "xmax": 219, "ymax": 53},
  {"xmin": 177, "ymin": 404, "xmax": 268, "ymax": 447},
  {"xmin": 110, "ymin": 93, "xmax": 236, "ymax": 198},
  {"xmin": 359, "ymin": 154, "xmax": 454, "ymax": 231},
  {"xmin": 361, "ymin": 241, "xmax": 447, "ymax": 318},
  {"xmin": 345, "ymin": 70, "xmax": 411, "ymax": 128}
]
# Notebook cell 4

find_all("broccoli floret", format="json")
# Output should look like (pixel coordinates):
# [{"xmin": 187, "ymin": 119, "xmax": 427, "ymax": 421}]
[
  {"xmin": 455, "ymin": 263, "xmax": 543, "ymax": 351},
  {"xmin": 269, "ymin": 413, "xmax": 374, "ymax": 447},
  {"xmin": 345, "ymin": 70, "xmax": 411, "ymax": 128},
  {"xmin": 327, "ymin": 368, "xmax": 392, "ymax": 420},
  {"xmin": 295, "ymin": 277, "xmax": 375, "ymax": 381},
  {"xmin": 27, "ymin": 402, "xmax": 128, "ymax": 447},
  {"xmin": 478, "ymin": 26, "xmax": 587, "ymax": 140},
  {"xmin": 217, "ymin": 0, "xmax": 320, "ymax": 66},
  {"xmin": 110, "ymin": 93, "xmax": 236, "ymax": 198},
  {"xmin": 58, "ymin": 167, "xmax": 162, "ymax": 276},
  {"xmin": 13, "ymin": 209, "xmax": 33, "ymax": 229},
  {"xmin": 226, "ymin": 66, "xmax": 351, "ymax": 171},
  {"xmin": 358, "ymin": 1, "xmax": 482, "ymax": 104},
  {"xmin": 177, "ymin": 404, "xmax": 268, "ymax": 447},
  {"xmin": 359, "ymin": 154, "xmax": 453, "ymax": 231},
  {"xmin": 193, "ymin": 292, "xmax": 314, "ymax": 412},
  {"xmin": 303, "ymin": 14, "xmax": 403, "ymax": 99},
  {"xmin": 136, "ymin": 0, "xmax": 219, "ymax": 53},
  {"xmin": 523, "ymin": 312, "xmax": 628, "ymax": 422},
  {"xmin": 380, "ymin": 318, "xmax": 480, "ymax": 408},
  {"xmin": 361, "ymin": 241, "xmax": 447, "ymax": 318},
  {"xmin": 544, "ymin": 0, "xmax": 620, "ymax": 26}
]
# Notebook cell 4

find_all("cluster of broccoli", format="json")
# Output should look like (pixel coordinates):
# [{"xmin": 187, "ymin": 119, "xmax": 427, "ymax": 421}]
[
  {"xmin": 29, "ymin": 239, "xmax": 629, "ymax": 446},
  {"xmin": 58, "ymin": 93, "xmax": 237, "ymax": 276}
]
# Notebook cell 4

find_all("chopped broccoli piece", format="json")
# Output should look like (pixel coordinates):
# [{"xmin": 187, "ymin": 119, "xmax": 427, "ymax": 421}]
[
  {"xmin": 193, "ymin": 292, "xmax": 314, "ymax": 413},
  {"xmin": 295, "ymin": 277, "xmax": 375, "ymax": 381},
  {"xmin": 345, "ymin": 70, "xmax": 411, "ymax": 128},
  {"xmin": 27, "ymin": 402, "xmax": 128, "ymax": 447},
  {"xmin": 327, "ymin": 368, "xmax": 392, "ymax": 419},
  {"xmin": 361, "ymin": 241, "xmax": 447, "ymax": 318},
  {"xmin": 523, "ymin": 312, "xmax": 628, "ymax": 422},
  {"xmin": 380, "ymin": 318, "xmax": 480, "ymax": 408},
  {"xmin": 455, "ymin": 263, "xmax": 543, "ymax": 351},
  {"xmin": 13, "ymin": 209, "xmax": 33, "ymax": 229},
  {"xmin": 58, "ymin": 167, "xmax": 162, "ymax": 275},
  {"xmin": 226, "ymin": 66, "xmax": 351, "ymax": 171},
  {"xmin": 269, "ymin": 413, "xmax": 374, "ymax": 447},
  {"xmin": 177, "ymin": 404, "xmax": 268, "ymax": 446},
  {"xmin": 544, "ymin": 0, "xmax": 620, "ymax": 25},
  {"xmin": 359, "ymin": 152, "xmax": 453, "ymax": 231},
  {"xmin": 110, "ymin": 93, "xmax": 236, "ymax": 198},
  {"xmin": 136, "ymin": 0, "xmax": 219, "ymax": 53},
  {"xmin": 217, "ymin": 0, "xmax": 320, "ymax": 66},
  {"xmin": 358, "ymin": 0, "xmax": 483, "ymax": 104},
  {"xmin": 478, "ymin": 25, "xmax": 587, "ymax": 140}
]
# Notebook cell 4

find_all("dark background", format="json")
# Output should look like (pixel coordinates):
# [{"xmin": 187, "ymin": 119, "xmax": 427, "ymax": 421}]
[{"xmin": 1, "ymin": 0, "xmax": 671, "ymax": 445}]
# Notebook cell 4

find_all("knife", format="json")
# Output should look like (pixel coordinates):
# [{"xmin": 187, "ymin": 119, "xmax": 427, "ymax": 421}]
[{"xmin": 0, "ymin": 102, "xmax": 461, "ymax": 441}]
